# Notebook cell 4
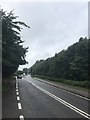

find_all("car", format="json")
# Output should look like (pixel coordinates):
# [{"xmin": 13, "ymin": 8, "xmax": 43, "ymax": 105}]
[{"xmin": 17, "ymin": 75, "xmax": 22, "ymax": 79}]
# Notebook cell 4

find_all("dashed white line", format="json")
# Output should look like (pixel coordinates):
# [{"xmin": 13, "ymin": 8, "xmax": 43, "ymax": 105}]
[
  {"xmin": 19, "ymin": 115, "xmax": 24, "ymax": 120},
  {"xmin": 18, "ymin": 103, "xmax": 22, "ymax": 109},
  {"xmin": 27, "ymin": 80, "xmax": 90, "ymax": 119},
  {"xmin": 16, "ymin": 91, "xmax": 19, "ymax": 95},
  {"xmin": 16, "ymin": 80, "xmax": 24, "ymax": 119},
  {"xmin": 16, "ymin": 86, "xmax": 18, "ymax": 89},
  {"xmin": 16, "ymin": 89, "xmax": 18, "ymax": 92},
  {"xmin": 17, "ymin": 96, "xmax": 20, "ymax": 101}
]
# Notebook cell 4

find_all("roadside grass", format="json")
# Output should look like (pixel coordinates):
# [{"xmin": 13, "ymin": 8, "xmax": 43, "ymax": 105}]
[
  {"xmin": 2, "ymin": 85, "xmax": 9, "ymax": 92},
  {"xmin": 0, "ymin": 83, "xmax": 9, "ymax": 92},
  {"xmin": 31, "ymin": 75, "xmax": 89, "ymax": 92},
  {"xmin": 2, "ymin": 76, "xmax": 16, "ymax": 92}
]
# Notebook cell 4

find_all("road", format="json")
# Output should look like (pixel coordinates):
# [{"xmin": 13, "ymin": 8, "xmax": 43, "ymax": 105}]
[
  {"xmin": 2, "ymin": 75, "xmax": 90, "ymax": 119},
  {"xmin": 15, "ymin": 75, "xmax": 89, "ymax": 119}
]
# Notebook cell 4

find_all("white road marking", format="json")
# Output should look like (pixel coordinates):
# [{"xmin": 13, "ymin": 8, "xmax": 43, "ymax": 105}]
[
  {"xmin": 16, "ymin": 91, "xmax": 19, "ymax": 95},
  {"xmin": 16, "ymin": 83, "xmax": 18, "ymax": 86},
  {"xmin": 18, "ymin": 103, "xmax": 22, "ymax": 109},
  {"xmin": 34, "ymin": 78, "xmax": 90, "ymax": 101},
  {"xmin": 16, "ymin": 89, "xmax": 18, "ymax": 92},
  {"xmin": 63, "ymin": 89, "xmax": 90, "ymax": 101},
  {"xmin": 16, "ymin": 86, "xmax": 18, "ymax": 89},
  {"xmin": 17, "ymin": 96, "xmax": 20, "ymax": 101},
  {"xmin": 19, "ymin": 115, "xmax": 24, "ymax": 120},
  {"xmin": 16, "ymin": 80, "xmax": 24, "ymax": 117},
  {"xmin": 27, "ymin": 80, "xmax": 90, "ymax": 119}
]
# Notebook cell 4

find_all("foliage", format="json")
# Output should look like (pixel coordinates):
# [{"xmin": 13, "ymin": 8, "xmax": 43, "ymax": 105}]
[
  {"xmin": 32, "ymin": 75, "xmax": 89, "ymax": 88},
  {"xmin": 30, "ymin": 37, "xmax": 89, "ymax": 81},
  {"xmin": 15, "ymin": 70, "xmax": 23, "ymax": 76},
  {"xmin": 23, "ymin": 68, "xmax": 28, "ymax": 75},
  {"xmin": 2, "ymin": 10, "xmax": 30, "ymax": 78}
]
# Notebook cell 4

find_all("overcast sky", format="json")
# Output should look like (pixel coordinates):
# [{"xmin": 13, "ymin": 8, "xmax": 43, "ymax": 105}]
[{"xmin": 1, "ymin": 1, "xmax": 88, "ymax": 70}]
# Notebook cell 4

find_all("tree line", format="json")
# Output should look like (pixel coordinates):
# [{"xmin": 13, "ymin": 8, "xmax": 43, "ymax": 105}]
[
  {"xmin": 30, "ymin": 37, "xmax": 89, "ymax": 81},
  {"xmin": 2, "ymin": 10, "xmax": 30, "ymax": 78}
]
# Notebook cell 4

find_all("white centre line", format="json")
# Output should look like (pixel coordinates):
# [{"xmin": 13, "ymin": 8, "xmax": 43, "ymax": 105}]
[
  {"xmin": 17, "ymin": 96, "xmax": 20, "ymax": 101},
  {"xmin": 19, "ymin": 115, "xmax": 24, "ymax": 120},
  {"xmin": 26, "ymin": 80, "xmax": 90, "ymax": 119},
  {"xmin": 18, "ymin": 103, "xmax": 22, "ymax": 109}
]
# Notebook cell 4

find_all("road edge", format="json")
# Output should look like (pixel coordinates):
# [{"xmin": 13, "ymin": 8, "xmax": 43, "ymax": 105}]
[{"xmin": 33, "ymin": 76, "xmax": 90, "ymax": 99}]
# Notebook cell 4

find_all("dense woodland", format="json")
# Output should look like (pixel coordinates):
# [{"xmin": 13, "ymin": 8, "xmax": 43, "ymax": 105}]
[
  {"xmin": 30, "ymin": 37, "xmax": 89, "ymax": 81},
  {"xmin": 2, "ymin": 10, "xmax": 30, "ymax": 78}
]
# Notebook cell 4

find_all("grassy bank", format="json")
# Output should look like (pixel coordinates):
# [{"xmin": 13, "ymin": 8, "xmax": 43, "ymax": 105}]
[{"xmin": 31, "ymin": 75, "xmax": 89, "ymax": 90}]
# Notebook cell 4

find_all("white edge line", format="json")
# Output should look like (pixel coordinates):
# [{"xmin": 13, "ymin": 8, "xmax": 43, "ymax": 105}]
[
  {"xmin": 19, "ymin": 115, "xmax": 24, "ymax": 120},
  {"xmin": 34, "ymin": 78, "xmax": 90, "ymax": 101},
  {"xmin": 16, "ymin": 89, "xmax": 18, "ymax": 92},
  {"xmin": 60, "ymin": 88, "xmax": 90, "ymax": 101},
  {"xmin": 16, "ymin": 86, "xmax": 18, "ymax": 89},
  {"xmin": 16, "ymin": 92, "xmax": 19, "ymax": 95},
  {"xmin": 17, "ymin": 96, "xmax": 20, "ymax": 100},
  {"xmin": 27, "ymin": 80, "xmax": 90, "ymax": 119},
  {"xmin": 18, "ymin": 103, "xmax": 22, "ymax": 109}
]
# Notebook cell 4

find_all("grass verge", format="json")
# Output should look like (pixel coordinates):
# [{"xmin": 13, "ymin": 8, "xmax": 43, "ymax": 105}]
[
  {"xmin": 31, "ymin": 75, "xmax": 89, "ymax": 92},
  {"xmin": 2, "ymin": 76, "xmax": 16, "ymax": 92}
]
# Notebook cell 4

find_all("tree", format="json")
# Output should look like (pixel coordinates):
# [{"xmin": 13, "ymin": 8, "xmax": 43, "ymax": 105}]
[
  {"xmin": 2, "ymin": 10, "xmax": 30, "ymax": 78},
  {"xmin": 23, "ymin": 68, "xmax": 28, "ymax": 75},
  {"xmin": 30, "ymin": 37, "xmax": 89, "ymax": 81}
]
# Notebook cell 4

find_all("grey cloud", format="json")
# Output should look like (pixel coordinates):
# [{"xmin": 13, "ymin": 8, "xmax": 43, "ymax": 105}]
[{"xmin": 1, "ymin": 2, "xmax": 88, "ymax": 69}]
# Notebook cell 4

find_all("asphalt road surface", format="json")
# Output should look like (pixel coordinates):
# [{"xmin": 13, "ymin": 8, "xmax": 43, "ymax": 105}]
[
  {"xmin": 2, "ymin": 75, "xmax": 90, "ymax": 119},
  {"xmin": 16, "ymin": 75, "xmax": 90, "ymax": 119}
]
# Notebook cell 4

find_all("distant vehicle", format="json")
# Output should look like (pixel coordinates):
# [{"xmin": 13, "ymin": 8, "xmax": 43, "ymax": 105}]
[{"xmin": 17, "ymin": 75, "xmax": 22, "ymax": 79}]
